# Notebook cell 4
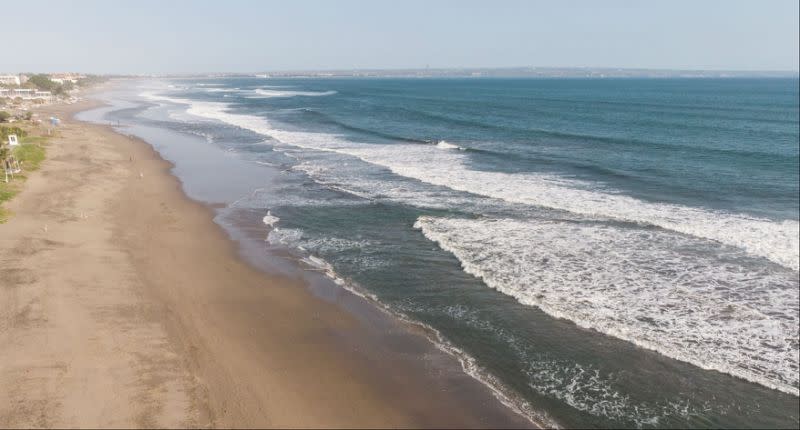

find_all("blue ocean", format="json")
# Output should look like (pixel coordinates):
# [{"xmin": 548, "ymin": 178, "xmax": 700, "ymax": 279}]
[{"xmin": 89, "ymin": 77, "xmax": 799, "ymax": 428}]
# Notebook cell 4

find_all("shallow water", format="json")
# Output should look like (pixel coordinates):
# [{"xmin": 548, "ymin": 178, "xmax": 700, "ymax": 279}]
[{"xmin": 82, "ymin": 77, "xmax": 799, "ymax": 428}]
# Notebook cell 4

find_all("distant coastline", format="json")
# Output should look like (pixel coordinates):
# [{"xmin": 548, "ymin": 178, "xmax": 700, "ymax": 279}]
[{"xmin": 112, "ymin": 66, "xmax": 800, "ymax": 80}]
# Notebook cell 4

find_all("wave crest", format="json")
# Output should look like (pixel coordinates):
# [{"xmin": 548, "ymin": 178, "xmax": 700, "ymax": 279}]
[{"xmin": 414, "ymin": 215, "xmax": 800, "ymax": 395}]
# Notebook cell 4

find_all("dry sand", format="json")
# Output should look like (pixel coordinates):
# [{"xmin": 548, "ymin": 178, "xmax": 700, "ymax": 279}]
[{"xmin": 0, "ymin": 100, "xmax": 532, "ymax": 428}]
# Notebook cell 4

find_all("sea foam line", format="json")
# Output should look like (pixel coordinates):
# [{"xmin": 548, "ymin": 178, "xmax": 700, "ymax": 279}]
[
  {"xmin": 140, "ymin": 86, "xmax": 800, "ymax": 405},
  {"xmin": 250, "ymin": 88, "xmax": 337, "ymax": 98},
  {"xmin": 414, "ymin": 216, "xmax": 800, "ymax": 396},
  {"xmin": 263, "ymin": 222, "xmax": 718, "ymax": 426},
  {"xmin": 262, "ymin": 224, "xmax": 558, "ymax": 427},
  {"xmin": 152, "ymin": 94, "xmax": 799, "ymax": 272}
]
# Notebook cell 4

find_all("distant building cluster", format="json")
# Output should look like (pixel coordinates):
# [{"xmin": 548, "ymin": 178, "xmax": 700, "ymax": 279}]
[
  {"xmin": 48, "ymin": 73, "xmax": 85, "ymax": 84},
  {"xmin": 0, "ymin": 73, "xmax": 86, "ymax": 105},
  {"xmin": 0, "ymin": 72, "xmax": 85, "ymax": 104},
  {"xmin": 0, "ymin": 72, "xmax": 86, "ymax": 87}
]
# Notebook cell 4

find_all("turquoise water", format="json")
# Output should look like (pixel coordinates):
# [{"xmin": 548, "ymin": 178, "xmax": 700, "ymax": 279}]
[{"xmin": 106, "ymin": 78, "xmax": 797, "ymax": 428}]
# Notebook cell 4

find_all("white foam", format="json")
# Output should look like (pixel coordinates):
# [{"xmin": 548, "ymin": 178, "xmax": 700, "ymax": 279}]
[
  {"xmin": 262, "ymin": 211, "xmax": 280, "ymax": 228},
  {"xmin": 436, "ymin": 140, "xmax": 462, "ymax": 150},
  {"xmin": 202, "ymin": 87, "xmax": 241, "ymax": 93},
  {"xmin": 424, "ymin": 301, "xmax": 703, "ymax": 425},
  {"xmin": 305, "ymin": 254, "xmax": 329, "ymax": 269},
  {"xmin": 264, "ymin": 222, "xmax": 707, "ymax": 426},
  {"xmin": 405, "ymin": 315, "xmax": 562, "ymax": 428},
  {"xmin": 251, "ymin": 88, "xmax": 337, "ymax": 98},
  {"xmin": 414, "ymin": 216, "xmax": 800, "ymax": 395},
  {"xmin": 266, "ymin": 227, "xmax": 302, "ymax": 246},
  {"xmin": 139, "ymin": 90, "xmax": 184, "ymax": 104},
  {"xmin": 365, "ymin": 149, "xmax": 799, "ymax": 272},
  {"xmin": 265, "ymin": 224, "xmax": 557, "ymax": 427},
  {"xmin": 139, "ymin": 91, "xmax": 799, "ymax": 272}
]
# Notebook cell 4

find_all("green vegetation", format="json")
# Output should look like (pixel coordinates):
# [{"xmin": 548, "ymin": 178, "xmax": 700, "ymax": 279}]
[
  {"xmin": 77, "ymin": 75, "xmax": 108, "ymax": 87},
  {"xmin": 26, "ymin": 74, "xmax": 71, "ymax": 96},
  {"xmin": 1, "ymin": 126, "xmax": 45, "ymax": 223},
  {"xmin": 27, "ymin": 74, "xmax": 57, "ymax": 91},
  {"xmin": 0, "ymin": 126, "xmax": 26, "ymax": 141},
  {"xmin": 0, "ymin": 125, "xmax": 26, "ymax": 141},
  {"xmin": 0, "ymin": 111, "xmax": 9, "ymax": 122},
  {"xmin": 20, "ymin": 135, "xmax": 47, "ymax": 145},
  {"xmin": 13, "ymin": 143, "xmax": 45, "ymax": 171},
  {"xmin": 0, "ymin": 188, "xmax": 13, "ymax": 221}
]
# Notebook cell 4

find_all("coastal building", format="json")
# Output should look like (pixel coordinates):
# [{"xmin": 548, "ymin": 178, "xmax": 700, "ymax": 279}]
[
  {"xmin": 32, "ymin": 90, "xmax": 53, "ymax": 101},
  {"xmin": 0, "ymin": 74, "xmax": 21, "ymax": 86},
  {"xmin": 49, "ymin": 73, "xmax": 85, "ymax": 84},
  {"xmin": 9, "ymin": 88, "xmax": 32, "ymax": 98},
  {"xmin": 0, "ymin": 88, "xmax": 53, "ymax": 101}
]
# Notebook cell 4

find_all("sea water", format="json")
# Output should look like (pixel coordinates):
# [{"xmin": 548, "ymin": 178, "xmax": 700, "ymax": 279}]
[{"xmin": 91, "ymin": 77, "xmax": 798, "ymax": 428}]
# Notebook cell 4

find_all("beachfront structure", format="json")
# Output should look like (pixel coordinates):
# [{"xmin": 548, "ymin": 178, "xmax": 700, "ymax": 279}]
[
  {"xmin": 33, "ymin": 90, "xmax": 52, "ymax": 101},
  {"xmin": 49, "ymin": 73, "xmax": 85, "ymax": 84},
  {"xmin": 0, "ymin": 88, "xmax": 53, "ymax": 101},
  {"xmin": 0, "ymin": 74, "xmax": 21, "ymax": 86}
]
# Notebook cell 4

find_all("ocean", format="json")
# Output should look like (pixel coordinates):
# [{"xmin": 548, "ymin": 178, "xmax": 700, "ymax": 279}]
[{"xmin": 83, "ymin": 77, "xmax": 799, "ymax": 428}]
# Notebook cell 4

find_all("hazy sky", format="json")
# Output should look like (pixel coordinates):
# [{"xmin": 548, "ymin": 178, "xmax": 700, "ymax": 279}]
[{"xmin": 1, "ymin": 0, "xmax": 798, "ymax": 74}]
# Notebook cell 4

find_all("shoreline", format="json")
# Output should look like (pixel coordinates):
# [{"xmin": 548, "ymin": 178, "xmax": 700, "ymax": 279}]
[
  {"xmin": 218, "ymin": 205, "xmax": 553, "ymax": 427},
  {"xmin": 0, "ymin": 93, "xmax": 535, "ymax": 427}
]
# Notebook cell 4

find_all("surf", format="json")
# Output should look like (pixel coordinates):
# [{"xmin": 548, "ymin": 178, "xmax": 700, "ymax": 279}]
[
  {"xmin": 144, "ymin": 89, "xmax": 799, "ymax": 272},
  {"xmin": 414, "ymin": 216, "xmax": 800, "ymax": 396}
]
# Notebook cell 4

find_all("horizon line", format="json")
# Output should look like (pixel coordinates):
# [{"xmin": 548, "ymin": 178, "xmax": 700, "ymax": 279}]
[
  {"xmin": 4, "ymin": 65, "xmax": 799, "ymax": 76},
  {"xmin": 103, "ymin": 66, "xmax": 800, "ymax": 77}
]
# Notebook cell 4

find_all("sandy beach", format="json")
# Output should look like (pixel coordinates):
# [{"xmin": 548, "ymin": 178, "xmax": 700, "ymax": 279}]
[{"xmin": 0, "ymin": 97, "xmax": 532, "ymax": 428}]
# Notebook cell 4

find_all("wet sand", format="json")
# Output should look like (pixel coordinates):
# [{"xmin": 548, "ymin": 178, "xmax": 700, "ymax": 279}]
[{"xmin": 0, "ymin": 98, "xmax": 533, "ymax": 428}]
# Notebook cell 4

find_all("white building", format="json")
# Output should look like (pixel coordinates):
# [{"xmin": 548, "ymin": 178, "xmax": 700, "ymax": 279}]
[
  {"xmin": 32, "ymin": 90, "xmax": 53, "ymax": 101},
  {"xmin": 0, "ymin": 88, "xmax": 53, "ymax": 102},
  {"xmin": 10, "ymin": 88, "xmax": 32, "ymax": 98},
  {"xmin": 49, "ymin": 73, "xmax": 84, "ymax": 84},
  {"xmin": 0, "ymin": 74, "xmax": 21, "ymax": 86}
]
